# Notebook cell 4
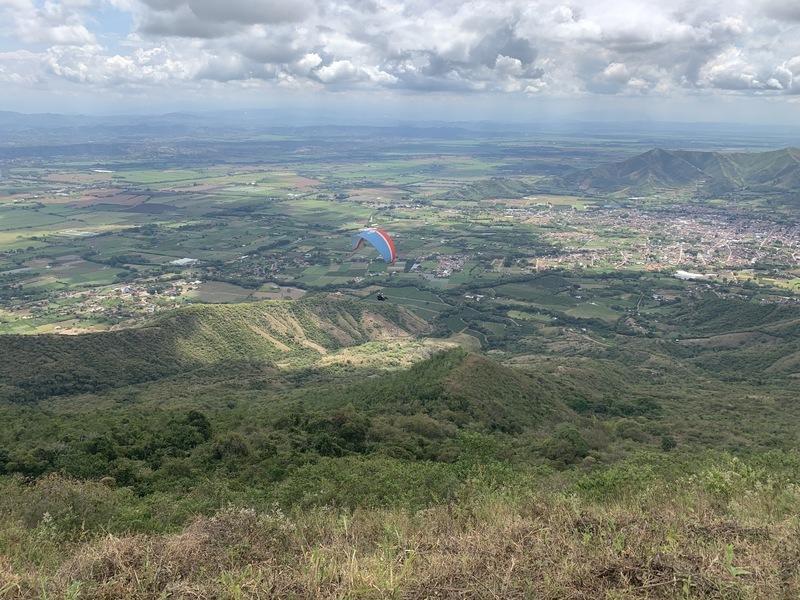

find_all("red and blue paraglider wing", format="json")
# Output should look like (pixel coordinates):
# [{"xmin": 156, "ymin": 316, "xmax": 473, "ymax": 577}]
[{"xmin": 351, "ymin": 228, "xmax": 397, "ymax": 263}]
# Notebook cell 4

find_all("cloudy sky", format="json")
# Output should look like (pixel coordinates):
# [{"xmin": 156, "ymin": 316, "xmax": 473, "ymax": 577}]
[{"xmin": 1, "ymin": 0, "xmax": 800, "ymax": 122}]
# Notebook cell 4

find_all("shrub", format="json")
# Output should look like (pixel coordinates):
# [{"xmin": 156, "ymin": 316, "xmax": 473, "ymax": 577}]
[
  {"xmin": 212, "ymin": 433, "xmax": 251, "ymax": 460},
  {"xmin": 614, "ymin": 419, "xmax": 649, "ymax": 443},
  {"xmin": 542, "ymin": 425, "xmax": 589, "ymax": 466},
  {"xmin": 396, "ymin": 413, "xmax": 455, "ymax": 439},
  {"xmin": 0, "ymin": 474, "xmax": 124, "ymax": 536},
  {"xmin": 660, "ymin": 435, "xmax": 677, "ymax": 452}
]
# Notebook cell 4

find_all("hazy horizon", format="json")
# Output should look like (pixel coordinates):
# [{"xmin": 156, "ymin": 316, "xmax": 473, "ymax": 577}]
[{"xmin": 3, "ymin": 107, "xmax": 800, "ymax": 134}]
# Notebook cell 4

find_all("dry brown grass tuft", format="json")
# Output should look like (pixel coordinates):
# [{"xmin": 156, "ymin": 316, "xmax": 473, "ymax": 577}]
[
  {"xmin": 2, "ymin": 491, "xmax": 798, "ymax": 599},
  {"xmin": 0, "ymin": 557, "xmax": 24, "ymax": 599}
]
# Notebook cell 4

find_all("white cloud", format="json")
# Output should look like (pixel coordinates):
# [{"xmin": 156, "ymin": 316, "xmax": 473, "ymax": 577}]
[
  {"xmin": 699, "ymin": 48, "xmax": 764, "ymax": 90},
  {"xmin": 1, "ymin": 0, "xmax": 96, "ymax": 45},
  {"xmin": 43, "ymin": 43, "xmax": 197, "ymax": 84},
  {"xmin": 316, "ymin": 59, "xmax": 362, "ymax": 83},
  {"xmin": 294, "ymin": 52, "xmax": 322, "ymax": 73},
  {"xmin": 770, "ymin": 55, "xmax": 800, "ymax": 93},
  {"xmin": 602, "ymin": 62, "xmax": 630, "ymax": 83},
  {"xmin": 495, "ymin": 55, "xmax": 524, "ymax": 77},
  {"xmin": 3, "ymin": 0, "xmax": 800, "ymax": 103}
]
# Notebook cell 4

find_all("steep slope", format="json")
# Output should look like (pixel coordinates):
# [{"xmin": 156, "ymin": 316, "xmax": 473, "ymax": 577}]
[
  {"xmin": 726, "ymin": 147, "xmax": 800, "ymax": 192},
  {"xmin": 569, "ymin": 148, "xmax": 706, "ymax": 193},
  {"xmin": 0, "ymin": 295, "xmax": 430, "ymax": 402},
  {"xmin": 663, "ymin": 297, "xmax": 800, "ymax": 380},
  {"xmin": 565, "ymin": 147, "xmax": 800, "ymax": 197}
]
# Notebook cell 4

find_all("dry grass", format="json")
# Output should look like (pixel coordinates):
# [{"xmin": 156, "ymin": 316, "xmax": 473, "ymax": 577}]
[{"xmin": 2, "ymin": 488, "xmax": 799, "ymax": 600}]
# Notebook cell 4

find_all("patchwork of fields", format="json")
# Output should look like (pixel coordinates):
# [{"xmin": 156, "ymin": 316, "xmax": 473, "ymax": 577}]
[{"xmin": 3, "ymin": 128, "xmax": 800, "ymax": 343}]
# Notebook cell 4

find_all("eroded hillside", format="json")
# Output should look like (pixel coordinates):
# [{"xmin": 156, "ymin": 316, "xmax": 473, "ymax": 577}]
[{"xmin": 0, "ymin": 295, "xmax": 432, "ymax": 402}]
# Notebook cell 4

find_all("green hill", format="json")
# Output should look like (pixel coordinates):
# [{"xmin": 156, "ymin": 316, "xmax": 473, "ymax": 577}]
[
  {"xmin": 0, "ymin": 295, "xmax": 430, "ymax": 402},
  {"xmin": 439, "ymin": 177, "xmax": 534, "ymax": 201},
  {"xmin": 662, "ymin": 297, "xmax": 800, "ymax": 380},
  {"xmin": 565, "ymin": 147, "xmax": 800, "ymax": 197},
  {"xmin": 306, "ymin": 349, "xmax": 574, "ymax": 433}
]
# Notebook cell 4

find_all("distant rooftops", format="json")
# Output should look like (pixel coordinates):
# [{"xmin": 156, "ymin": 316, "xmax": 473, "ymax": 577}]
[
  {"xmin": 674, "ymin": 270, "xmax": 716, "ymax": 281},
  {"xmin": 169, "ymin": 258, "xmax": 198, "ymax": 266}
]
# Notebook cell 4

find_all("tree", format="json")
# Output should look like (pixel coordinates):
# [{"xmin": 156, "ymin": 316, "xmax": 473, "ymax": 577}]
[
  {"xmin": 186, "ymin": 410, "xmax": 212, "ymax": 441},
  {"xmin": 660, "ymin": 435, "xmax": 677, "ymax": 452},
  {"xmin": 542, "ymin": 425, "xmax": 589, "ymax": 465}
]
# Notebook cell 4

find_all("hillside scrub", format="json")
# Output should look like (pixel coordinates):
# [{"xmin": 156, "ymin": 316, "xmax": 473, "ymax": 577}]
[
  {"xmin": 2, "ymin": 453, "xmax": 799, "ymax": 599},
  {"xmin": 2, "ymin": 298, "xmax": 800, "ymax": 597},
  {"xmin": 0, "ymin": 297, "xmax": 428, "ymax": 403}
]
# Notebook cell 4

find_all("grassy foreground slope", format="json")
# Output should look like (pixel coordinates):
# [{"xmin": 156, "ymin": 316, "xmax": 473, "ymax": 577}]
[{"xmin": 3, "ymin": 452, "xmax": 800, "ymax": 598}]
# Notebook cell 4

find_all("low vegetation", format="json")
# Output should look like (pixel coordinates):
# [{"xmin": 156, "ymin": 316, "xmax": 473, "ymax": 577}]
[{"xmin": 2, "ymin": 452, "xmax": 800, "ymax": 598}]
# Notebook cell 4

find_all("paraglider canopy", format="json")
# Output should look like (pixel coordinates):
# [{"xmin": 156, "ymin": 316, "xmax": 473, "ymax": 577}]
[{"xmin": 352, "ymin": 227, "xmax": 397, "ymax": 263}]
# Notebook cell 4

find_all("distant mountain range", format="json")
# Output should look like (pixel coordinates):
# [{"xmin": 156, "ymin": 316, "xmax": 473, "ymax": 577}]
[
  {"xmin": 563, "ymin": 147, "xmax": 800, "ymax": 197},
  {"xmin": 439, "ymin": 147, "xmax": 800, "ymax": 202}
]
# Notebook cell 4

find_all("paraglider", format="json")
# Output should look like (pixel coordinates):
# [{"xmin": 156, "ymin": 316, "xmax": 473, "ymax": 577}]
[{"xmin": 351, "ymin": 227, "xmax": 397, "ymax": 264}]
